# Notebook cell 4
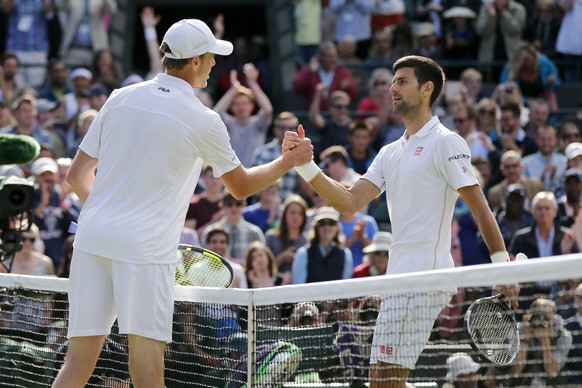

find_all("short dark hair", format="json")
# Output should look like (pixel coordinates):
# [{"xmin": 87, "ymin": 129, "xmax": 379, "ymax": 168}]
[
  {"xmin": 159, "ymin": 43, "xmax": 191, "ymax": 70},
  {"xmin": 205, "ymin": 225, "xmax": 229, "ymax": 244},
  {"xmin": 500, "ymin": 103, "xmax": 521, "ymax": 118},
  {"xmin": 223, "ymin": 192, "xmax": 247, "ymax": 206},
  {"xmin": 1, "ymin": 52, "xmax": 20, "ymax": 66},
  {"xmin": 393, "ymin": 55, "xmax": 445, "ymax": 107},
  {"xmin": 348, "ymin": 120, "xmax": 372, "ymax": 136}
]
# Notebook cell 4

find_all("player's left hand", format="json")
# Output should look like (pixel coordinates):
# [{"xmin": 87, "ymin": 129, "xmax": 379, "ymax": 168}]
[{"xmin": 493, "ymin": 284, "xmax": 520, "ymax": 310}]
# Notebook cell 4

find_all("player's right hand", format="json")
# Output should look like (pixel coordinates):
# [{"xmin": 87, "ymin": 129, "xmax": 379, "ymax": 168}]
[{"xmin": 282, "ymin": 124, "xmax": 304, "ymax": 153}]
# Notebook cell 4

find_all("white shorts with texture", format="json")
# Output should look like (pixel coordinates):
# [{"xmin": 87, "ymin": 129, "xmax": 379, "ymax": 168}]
[
  {"xmin": 67, "ymin": 250, "xmax": 176, "ymax": 343},
  {"xmin": 370, "ymin": 291, "xmax": 453, "ymax": 370}
]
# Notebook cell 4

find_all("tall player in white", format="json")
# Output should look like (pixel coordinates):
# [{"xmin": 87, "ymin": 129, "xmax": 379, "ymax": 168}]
[
  {"xmin": 52, "ymin": 19, "xmax": 312, "ymax": 388},
  {"xmin": 284, "ymin": 55, "xmax": 520, "ymax": 387}
]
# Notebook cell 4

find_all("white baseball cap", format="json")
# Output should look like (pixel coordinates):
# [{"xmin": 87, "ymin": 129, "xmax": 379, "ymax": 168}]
[
  {"xmin": 363, "ymin": 232, "xmax": 393, "ymax": 253},
  {"xmin": 161, "ymin": 19, "xmax": 233, "ymax": 59},
  {"xmin": 565, "ymin": 142, "xmax": 582, "ymax": 160},
  {"xmin": 31, "ymin": 157, "xmax": 58, "ymax": 175}
]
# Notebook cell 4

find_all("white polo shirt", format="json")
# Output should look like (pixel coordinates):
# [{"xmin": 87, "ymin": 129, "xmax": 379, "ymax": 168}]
[
  {"xmin": 362, "ymin": 116, "xmax": 478, "ymax": 275},
  {"xmin": 75, "ymin": 73, "xmax": 240, "ymax": 264}
]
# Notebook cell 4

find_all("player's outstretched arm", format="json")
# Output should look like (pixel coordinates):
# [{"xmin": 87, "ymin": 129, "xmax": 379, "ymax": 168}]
[
  {"xmin": 283, "ymin": 125, "xmax": 380, "ymax": 217},
  {"xmin": 220, "ymin": 133, "xmax": 313, "ymax": 199}
]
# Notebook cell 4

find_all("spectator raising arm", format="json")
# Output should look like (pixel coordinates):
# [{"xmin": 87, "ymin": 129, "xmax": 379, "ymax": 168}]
[{"xmin": 140, "ymin": 6, "xmax": 163, "ymax": 78}]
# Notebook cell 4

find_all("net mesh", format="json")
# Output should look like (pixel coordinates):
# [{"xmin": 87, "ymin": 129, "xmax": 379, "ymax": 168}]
[{"xmin": 0, "ymin": 254, "xmax": 581, "ymax": 387}]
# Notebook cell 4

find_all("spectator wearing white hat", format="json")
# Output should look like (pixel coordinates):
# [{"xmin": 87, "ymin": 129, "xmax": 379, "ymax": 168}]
[
  {"xmin": 291, "ymin": 206, "xmax": 353, "ymax": 284},
  {"xmin": 443, "ymin": 352, "xmax": 480, "ymax": 388},
  {"xmin": 565, "ymin": 142, "xmax": 582, "ymax": 171},
  {"xmin": 62, "ymin": 67, "xmax": 92, "ymax": 147},
  {"xmin": 353, "ymin": 231, "xmax": 392, "ymax": 278},
  {"xmin": 31, "ymin": 157, "xmax": 76, "ymax": 268},
  {"xmin": 412, "ymin": 22, "xmax": 443, "ymax": 61}
]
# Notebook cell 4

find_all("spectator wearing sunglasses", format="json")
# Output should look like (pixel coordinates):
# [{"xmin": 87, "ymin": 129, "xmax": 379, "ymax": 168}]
[
  {"xmin": 475, "ymin": 98, "xmax": 500, "ymax": 142},
  {"xmin": 452, "ymin": 102, "xmax": 495, "ymax": 160},
  {"xmin": 0, "ymin": 224, "xmax": 55, "ymax": 276},
  {"xmin": 559, "ymin": 119, "xmax": 582, "ymax": 156},
  {"xmin": 309, "ymin": 88, "xmax": 352, "ymax": 159},
  {"xmin": 291, "ymin": 207, "xmax": 353, "ymax": 284}
]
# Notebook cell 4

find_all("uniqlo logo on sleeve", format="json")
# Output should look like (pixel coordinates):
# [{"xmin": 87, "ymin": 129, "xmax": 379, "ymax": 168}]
[
  {"xmin": 414, "ymin": 147, "xmax": 424, "ymax": 156},
  {"xmin": 380, "ymin": 345, "xmax": 393, "ymax": 355}
]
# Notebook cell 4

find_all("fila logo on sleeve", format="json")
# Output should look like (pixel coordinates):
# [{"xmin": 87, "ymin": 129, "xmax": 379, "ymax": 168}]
[{"xmin": 379, "ymin": 345, "xmax": 394, "ymax": 355}]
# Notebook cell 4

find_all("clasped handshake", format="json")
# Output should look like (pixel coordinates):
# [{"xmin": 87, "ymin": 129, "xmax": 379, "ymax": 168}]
[
  {"xmin": 282, "ymin": 125, "xmax": 322, "ymax": 183},
  {"xmin": 282, "ymin": 124, "xmax": 308, "ymax": 155}
]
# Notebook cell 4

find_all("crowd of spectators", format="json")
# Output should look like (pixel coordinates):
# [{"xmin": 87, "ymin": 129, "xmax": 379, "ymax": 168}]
[{"xmin": 1, "ymin": 0, "xmax": 582, "ymax": 385}]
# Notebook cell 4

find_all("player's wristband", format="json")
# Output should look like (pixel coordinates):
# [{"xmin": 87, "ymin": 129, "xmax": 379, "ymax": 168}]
[
  {"xmin": 144, "ymin": 26, "xmax": 157, "ymax": 41},
  {"xmin": 295, "ymin": 161, "xmax": 320, "ymax": 183},
  {"xmin": 490, "ymin": 251, "xmax": 510, "ymax": 263}
]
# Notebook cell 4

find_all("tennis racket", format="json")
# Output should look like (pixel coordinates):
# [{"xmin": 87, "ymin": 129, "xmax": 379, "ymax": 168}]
[
  {"xmin": 68, "ymin": 223, "xmax": 233, "ymax": 288},
  {"xmin": 176, "ymin": 244, "xmax": 233, "ymax": 288},
  {"xmin": 464, "ymin": 293, "xmax": 520, "ymax": 366}
]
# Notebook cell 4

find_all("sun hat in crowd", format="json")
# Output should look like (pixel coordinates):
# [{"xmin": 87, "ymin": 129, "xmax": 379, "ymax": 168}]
[
  {"xmin": 565, "ymin": 167, "xmax": 582, "ymax": 181},
  {"xmin": 565, "ymin": 142, "xmax": 582, "ymax": 160},
  {"xmin": 36, "ymin": 99, "xmax": 58, "ymax": 113},
  {"xmin": 363, "ymin": 232, "xmax": 393, "ymax": 253},
  {"xmin": 31, "ymin": 157, "xmax": 58, "ymax": 176},
  {"xmin": 446, "ymin": 352, "xmax": 479, "ymax": 381},
  {"xmin": 443, "ymin": 6, "xmax": 476, "ymax": 19},
  {"xmin": 121, "ymin": 74, "xmax": 144, "ymax": 87},
  {"xmin": 68, "ymin": 68, "xmax": 92, "ymax": 81},
  {"xmin": 505, "ymin": 183, "xmax": 526, "ymax": 198},
  {"xmin": 161, "ymin": 19, "xmax": 233, "ymax": 59},
  {"xmin": 312, "ymin": 206, "xmax": 340, "ymax": 223},
  {"xmin": 416, "ymin": 22, "xmax": 436, "ymax": 37}
]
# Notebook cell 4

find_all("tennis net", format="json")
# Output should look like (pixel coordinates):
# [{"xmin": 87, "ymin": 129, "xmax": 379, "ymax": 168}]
[{"xmin": 0, "ymin": 254, "xmax": 581, "ymax": 387}]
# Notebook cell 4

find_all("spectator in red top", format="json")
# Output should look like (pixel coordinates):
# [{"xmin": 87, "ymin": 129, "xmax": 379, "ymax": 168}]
[
  {"xmin": 353, "ymin": 231, "xmax": 392, "ymax": 278},
  {"xmin": 185, "ymin": 165, "xmax": 225, "ymax": 235},
  {"xmin": 292, "ymin": 41, "xmax": 358, "ymax": 111}
]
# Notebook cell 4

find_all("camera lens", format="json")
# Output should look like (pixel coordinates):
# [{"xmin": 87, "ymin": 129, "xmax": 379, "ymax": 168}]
[
  {"xmin": 0, "ymin": 176, "xmax": 35, "ymax": 215},
  {"xmin": 299, "ymin": 311, "xmax": 315, "ymax": 326},
  {"xmin": 530, "ymin": 313, "xmax": 549, "ymax": 328}
]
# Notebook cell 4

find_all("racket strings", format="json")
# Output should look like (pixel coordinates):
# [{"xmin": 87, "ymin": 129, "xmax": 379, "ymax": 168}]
[
  {"xmin": 176, "ymin": 249, "xmax": 232, "ymax": 288},
  {"xmin": 468, "ymin": 302, "xmax": 519, "ymax": 364}
]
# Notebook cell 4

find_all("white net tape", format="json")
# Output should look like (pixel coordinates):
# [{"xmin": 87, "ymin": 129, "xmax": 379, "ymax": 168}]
[{"xmin": 0, "ymin": 254, "xmax": 581, "ymax": 387}]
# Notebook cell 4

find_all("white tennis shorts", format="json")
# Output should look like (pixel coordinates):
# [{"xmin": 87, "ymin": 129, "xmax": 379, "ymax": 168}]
[
  {"xmin": 67, "ymin": 250, "xmax": 176, "ymax": 343},
  {"xmin": 370, "ymin": 291, "xmax": 453, "ymax": 369}
]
